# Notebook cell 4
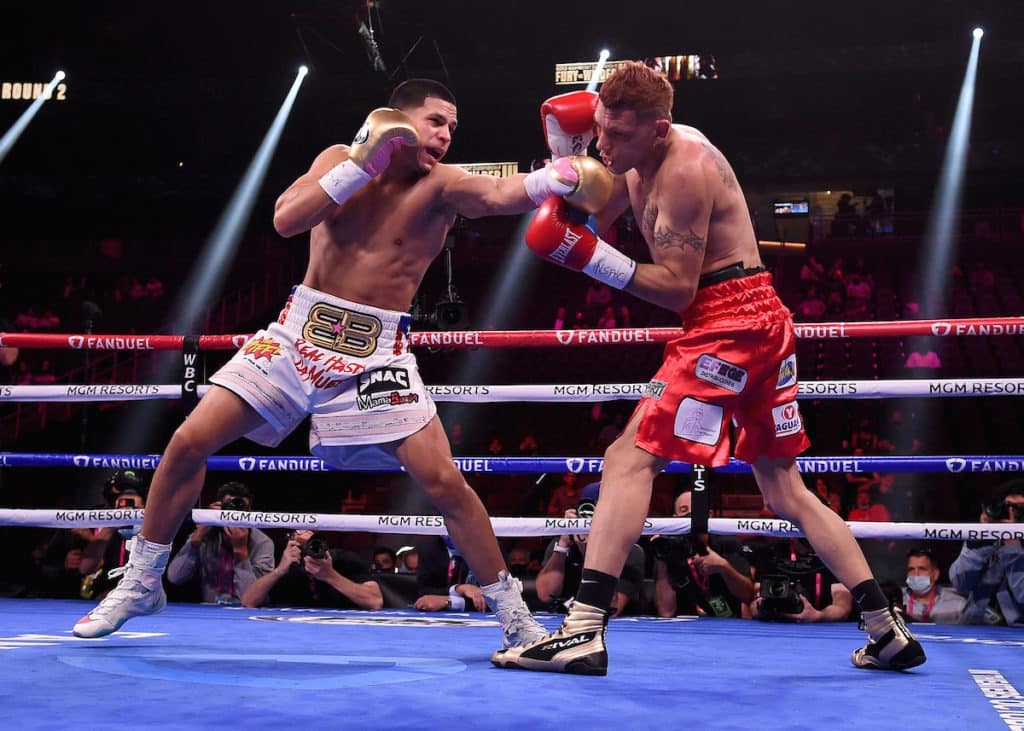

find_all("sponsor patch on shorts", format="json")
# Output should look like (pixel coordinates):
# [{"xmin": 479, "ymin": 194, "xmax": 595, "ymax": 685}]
[
  {"xmin": 771, "ymin": 401, "xmax": 802, "ymax": 437},
  {"xmin": 673, "ymin": 397, "xmax": 723, "ymax": 446},
  {"xmin": 644, "ymin": 380, "xmax": 668, "ymax": 400},
  {"xmin": 695, "ymin": 354, "xmax": 747, "ymax": 393},
  {"xmin": 356, "ymin": 367, "xmax": 416, "ymax": 410},
  {"xmin": 776, "ymin": 354, "xmax": 797, "ymax": 389}
]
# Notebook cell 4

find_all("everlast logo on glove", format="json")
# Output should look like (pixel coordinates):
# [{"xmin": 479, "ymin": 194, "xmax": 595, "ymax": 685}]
[{"xmin": 551, "ymin": 229, "xmax": 583, "ymax": 265}]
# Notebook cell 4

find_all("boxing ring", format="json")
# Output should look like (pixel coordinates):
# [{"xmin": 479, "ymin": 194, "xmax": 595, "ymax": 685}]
[{"xmin": 2, "ymin": 316, "xmax": 1024, "ymax": 731}]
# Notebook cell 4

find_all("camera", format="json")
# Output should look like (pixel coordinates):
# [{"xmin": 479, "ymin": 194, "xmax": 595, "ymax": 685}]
[
  {"xmin": 650, "ymin": 535, "xmax": 704, "ymax": 591},
  {"xmin": 984, "ymin": 500, "xmax": 1022, "ymax": 523},
  {"xmin": 300, "ymin": 535, "xmax": 330, "ymax": 561},
  {"xmin": 757, "ymin": 575, "xmax": 805, "ymax": 617},
  {"xmin": 219, "ymin": 496, "xmax": 249, "ymax": 511}
]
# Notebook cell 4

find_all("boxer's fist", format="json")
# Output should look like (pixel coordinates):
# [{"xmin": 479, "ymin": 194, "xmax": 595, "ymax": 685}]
[
  {"xmin": 525, "ymin": 197, "xmax": 637, "ymax": 290},
  {"xmin": 523, "ymin": 155, "xmax": 613, "ymax": 213},
  {"xmin": 542, "ymin": 90, "xmax": 598, "ymax": 158},
  {"xmin": 348, "ymin": 108, "xmax": 420, "ymax": 177},
  {"xmin": 318, "ymin": 108, "xmax": 419, "ymax": 206},
  {"xmin": 563, "ymin": 155, "xmax": 614, "ymax": 213}
]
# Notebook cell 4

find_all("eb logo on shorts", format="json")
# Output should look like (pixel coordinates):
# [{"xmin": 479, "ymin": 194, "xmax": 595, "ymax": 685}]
[
  {"xmin": 695, "ymin": 354, "xmax": 747, "ymax": 393},
  {"xmin": 771, "ymin": 401, "xmax": 802, "ymax": 437}
]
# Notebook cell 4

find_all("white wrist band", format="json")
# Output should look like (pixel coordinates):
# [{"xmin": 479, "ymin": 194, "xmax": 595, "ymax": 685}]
[
  {"xmin": 583, "ymin": 239, "xmax": 638, "ymax": 290},
  {"xmin": 318, "ymin": 159, "xmax": 372, "ymax": 205},
  {"xmin": 553, "ymin": 544, "xmax": 570, "ymax": 555}
]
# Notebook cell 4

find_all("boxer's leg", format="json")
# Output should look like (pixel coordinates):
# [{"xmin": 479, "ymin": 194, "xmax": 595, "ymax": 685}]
[
  {"xmin": 73, "ymin": 387, "xmax": 270, "ymax": 638},
  {"xmin": 396, "ymin": 416, "xmax": 546, "ymax": 648}
]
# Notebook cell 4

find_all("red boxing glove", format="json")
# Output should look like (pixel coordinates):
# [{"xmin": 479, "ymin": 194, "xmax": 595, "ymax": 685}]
[
  {"xmin": 525, "ymin": 198, "xmax": 637, "ymax": 290},
  {"xmin": 541, "ymin": 90, "xmax": 598, "ymax": 158}
]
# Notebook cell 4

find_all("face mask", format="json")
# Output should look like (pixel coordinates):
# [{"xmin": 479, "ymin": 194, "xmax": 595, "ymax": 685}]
[{"xmin": 906, "ymin": 575, "xmax": 932, "ymax": 593}]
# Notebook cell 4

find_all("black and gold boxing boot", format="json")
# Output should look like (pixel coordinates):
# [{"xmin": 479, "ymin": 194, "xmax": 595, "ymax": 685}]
[{"xmin": 491, "ymin": 600, "xmax": 609, "ymax": 676}]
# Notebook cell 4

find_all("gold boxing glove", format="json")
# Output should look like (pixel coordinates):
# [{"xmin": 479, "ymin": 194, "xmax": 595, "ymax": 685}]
[
  {"xmin": 523, "ymin": 155, "xmax": 614, "ymax": 214},
  {"xmin": 563, "ymin": 155, "xmax": 614, "ymax": 214},
  {"xmin": 348, "ymin": 108, "xmax": 420, "ymax": 175},
  {"xmin": 318, "ymin": 108, "xmax": 420, "ymax": 205}
]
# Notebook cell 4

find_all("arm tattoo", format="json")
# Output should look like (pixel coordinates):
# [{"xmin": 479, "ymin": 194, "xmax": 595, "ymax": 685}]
[
  {"xmin": 641, "ymin": 203, "xmax": 658, "ymax": 240},
  {"xmin": 702, "ymin": 142, "xmax": 737, "ymax": 189},
  {"xmin": 654, "ymin": 224, "xmax": 706, "ymax": 255}
]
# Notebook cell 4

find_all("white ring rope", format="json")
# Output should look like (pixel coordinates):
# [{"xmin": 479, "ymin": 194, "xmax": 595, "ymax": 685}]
[
  {"xmin": 3, "ymin": 378, "xmax": 1024, "ymax": 403},
  {"xmin": 2, "ymin": 508, "xmax": 1020, "ymax": 542}
]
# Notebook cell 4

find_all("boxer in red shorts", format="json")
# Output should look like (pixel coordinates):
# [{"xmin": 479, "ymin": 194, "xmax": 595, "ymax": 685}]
[{"xmin": 493, "ymin": 62, "xmax": 925, "ymax": 675}]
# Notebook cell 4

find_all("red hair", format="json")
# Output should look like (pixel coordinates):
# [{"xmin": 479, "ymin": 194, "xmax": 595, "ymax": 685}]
[{"xmin": 599, "ymin": 61, "xmax": 673, "ymax": 119}]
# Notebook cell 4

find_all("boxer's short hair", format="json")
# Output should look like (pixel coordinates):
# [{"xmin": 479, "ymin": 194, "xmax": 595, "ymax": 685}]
[
  {"xmin": 599, "ymin": 61, "xmax": 673, "ymax": 120},
  {"xmin": 388, "ymin": 78, "xmax": 456, "ymax": 110}
]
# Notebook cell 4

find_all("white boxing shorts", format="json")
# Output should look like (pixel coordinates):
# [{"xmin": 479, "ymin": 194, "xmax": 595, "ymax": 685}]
[{"xmin": 210, "ymin": 285, "xmax": 436, "ymax": 465}]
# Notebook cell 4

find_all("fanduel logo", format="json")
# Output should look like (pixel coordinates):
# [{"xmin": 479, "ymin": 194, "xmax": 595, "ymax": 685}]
[
  {"xmin": 68, "ymin": 336, "xmax": 84, "ymax": 349},
  {"xmin": 73, "ymin": 455, "xmax": 91, "ymax": 467},
  {"xmin": 239, "ymin": 458, "xmax": 257, "ymax": 471},
  {"xmin": 931, "ymin": 322, "xmax": 952, "ymax": 336},
  {"xmin": 556, "ymin": 331, "xmax": 574, "ymax": 345},
  {"xmin": 946, "ymin": 458, "xmax": 967, "ymax": 473}
]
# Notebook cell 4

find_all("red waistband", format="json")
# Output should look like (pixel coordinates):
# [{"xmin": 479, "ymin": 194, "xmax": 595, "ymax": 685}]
[{"xmin": 682, "ymin": 271, "xmax": 789, "ymax": 328}]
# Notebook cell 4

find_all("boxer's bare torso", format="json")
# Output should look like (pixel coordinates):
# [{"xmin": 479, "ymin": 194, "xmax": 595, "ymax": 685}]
[{"xmin": 625, "ymin": 125, "xmax": 762, "ymax": 279}]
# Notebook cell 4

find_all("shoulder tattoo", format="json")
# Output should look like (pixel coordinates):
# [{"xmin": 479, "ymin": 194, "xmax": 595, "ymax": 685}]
[{"xmin": 701, "ymin": 142, "xmax": 737, "ymax": 189}]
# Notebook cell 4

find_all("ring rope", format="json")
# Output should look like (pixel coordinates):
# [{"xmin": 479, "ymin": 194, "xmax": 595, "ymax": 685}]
[
  {"xmin": 1, "ymin": 508, "xmax": 1020, "ymax": 542},
  {"xmin": 3, "ymin": 315, "xmax": 1023, "ymax": 351},
  {"xmin": 3, "ymin": 378, "xmax": 1023, "ymax": 403},
  {"xmin": 2, "ymin": 452, "xmax": 1021, "ymax": 474}
]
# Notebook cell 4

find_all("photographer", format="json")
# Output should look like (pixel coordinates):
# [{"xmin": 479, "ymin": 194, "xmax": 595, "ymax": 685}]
[
  {"xmin": 536, "ymin": 483, "xmax": 645, "ymax": 617},
  {"xmin": 746, "ymin": 537, "xmax": 853, "ymax": 623},
  {"xmin": 39, "ymin": 470, "xmax": 144, "ymax": 598},
  {"xmin": 241, "ymin": 530, "xmax": 383, "ymax": 610},
  {"xmin": 167, "ymin": 482, "xmax": 274, "ymax": 604},
  {"xmin": 949, "ymin": 479, "xmax": 1024, "ymax": 626},
  {"xmin": 652, "ymin": 490, "xmax": 754, "ymax": 618},
  {"xmin": 413, "ymin": 534, "xmax": 487, "ymax": 612},
  {"xmin": 74, "ymin": 470, "xmax": 149, "ymax": 600}
]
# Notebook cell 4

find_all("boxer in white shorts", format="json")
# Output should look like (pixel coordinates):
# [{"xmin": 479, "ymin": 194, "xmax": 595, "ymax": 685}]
[{"xmin": 72, "ymin": 78, "xmax": 612, "ymax": 651}]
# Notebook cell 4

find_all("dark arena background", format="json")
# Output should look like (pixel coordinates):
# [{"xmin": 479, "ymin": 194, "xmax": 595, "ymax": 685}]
[{"xmin": 2, "ymin": 2, "xmax": 1024, "ymax": 729}]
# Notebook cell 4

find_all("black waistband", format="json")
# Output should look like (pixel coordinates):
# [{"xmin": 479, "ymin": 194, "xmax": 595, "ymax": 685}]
[{"xmin": 697, "ymin": 262, "xmax": 767, "ymax": 289}]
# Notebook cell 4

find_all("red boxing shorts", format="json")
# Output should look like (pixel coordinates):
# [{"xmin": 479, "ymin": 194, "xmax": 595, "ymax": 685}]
[{"xmin": 634, "ymin": 270, "xmax": 810, "ymax": 467}]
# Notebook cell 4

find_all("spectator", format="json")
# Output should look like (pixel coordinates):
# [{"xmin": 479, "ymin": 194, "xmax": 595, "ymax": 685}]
[
  {"xmin": 905, "ymin": 340, "xmax": 942, "ymax": 370},
  {"xmin": 584, "ymin": 281, "xmax": 613, "ymax": 323},
  {"xmin": 77, "ymin": 472, "xmax": 149, "ymax": 601},
  {"xmin": 546, "ymin": 473, "xmax": 582, "ymax": 517},
  {"xmin": 949, "ymin": 480, "xmax": 1024, "ymax": 626},
  {"xmin": 38, "ymin": 470, "xmax": 143, "ymax": 598},
  {"xmin": 653, "ymin": 489, "xmax": 753, "ymax": 618},
  {"xmin": 166, "ymin": 482, "xmax": 274, "ymax": 604},
  {"xmin": 537, "ymin": 483, "xmax": 644, "ymax": 616},
  {"xmin": 31, "ymin": 359, "xmax": 57, "ymax": 385},
  {"xmin": 396, "ymin": 545, "xmax": 418, "ymax": 574},
  {"xmin": 597, "ymin": 306, "xmax": 617, "ymax": 328},
  {"xmin": 796, "ymin": 286, "xmax": 827, "ymax": 321},
  {"xmin": 901, "ymin": 548, "xmax": 966, "ymax": 624},
  {"xmin": 372, "ymin": 545, "xmax": 398, "ymax": 574},
  {"xmin": 241, "ymin": 530, "xmax": 383, "ymax": 610},
  {"xmin": 799, "ymin": 255, "xmax": 825, "ymax": 283},
  {"xmin": 811, "ymin": 477, "xmax": 843, "ymax": 516},
  {"xmin": 412, "ymin": 534, "xmax": 487, "ymax": 612},
  {"xmin": 847, "ymin": 484, "xmax": 892, "ymax": 523},
  {"xmin": 617, "ymin": 305, "xmax": 632, "ymax": 329},
  {"xmin": 553, "ymin": 305, "xmax": 568, "ymax": 330},
  {"xmin": 506, "ymin": 545, "xmax": 536, "ymax": 579}
]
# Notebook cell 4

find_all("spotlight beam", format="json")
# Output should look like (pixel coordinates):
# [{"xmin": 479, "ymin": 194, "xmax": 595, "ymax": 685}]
[
  {"xmin": 170, "ymin": 66, "xmax": 309, "ymax": 334},
  {"xmin": 918, "ymin": 31, "xmax": 983, "ymax": 320},
  {"xmin": 587, "ymin": 49, "xmax": 611, "ymax": 92},
  {"xmin": 0, "ymin": 71, "xmax": 65, "ymax": 166}
]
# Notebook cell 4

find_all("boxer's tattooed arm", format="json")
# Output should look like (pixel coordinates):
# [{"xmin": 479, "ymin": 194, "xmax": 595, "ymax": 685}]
[
  {"xmin": 653, "ymin": 225, "xmax": 706, "ymax": 255},
  {"xmin": 702, "ymin": 142, "xmax": 736, "ymax": 189},
  {"xmin": 641, "ymin": 203, "xmax": 658, "ymax": 241}
]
